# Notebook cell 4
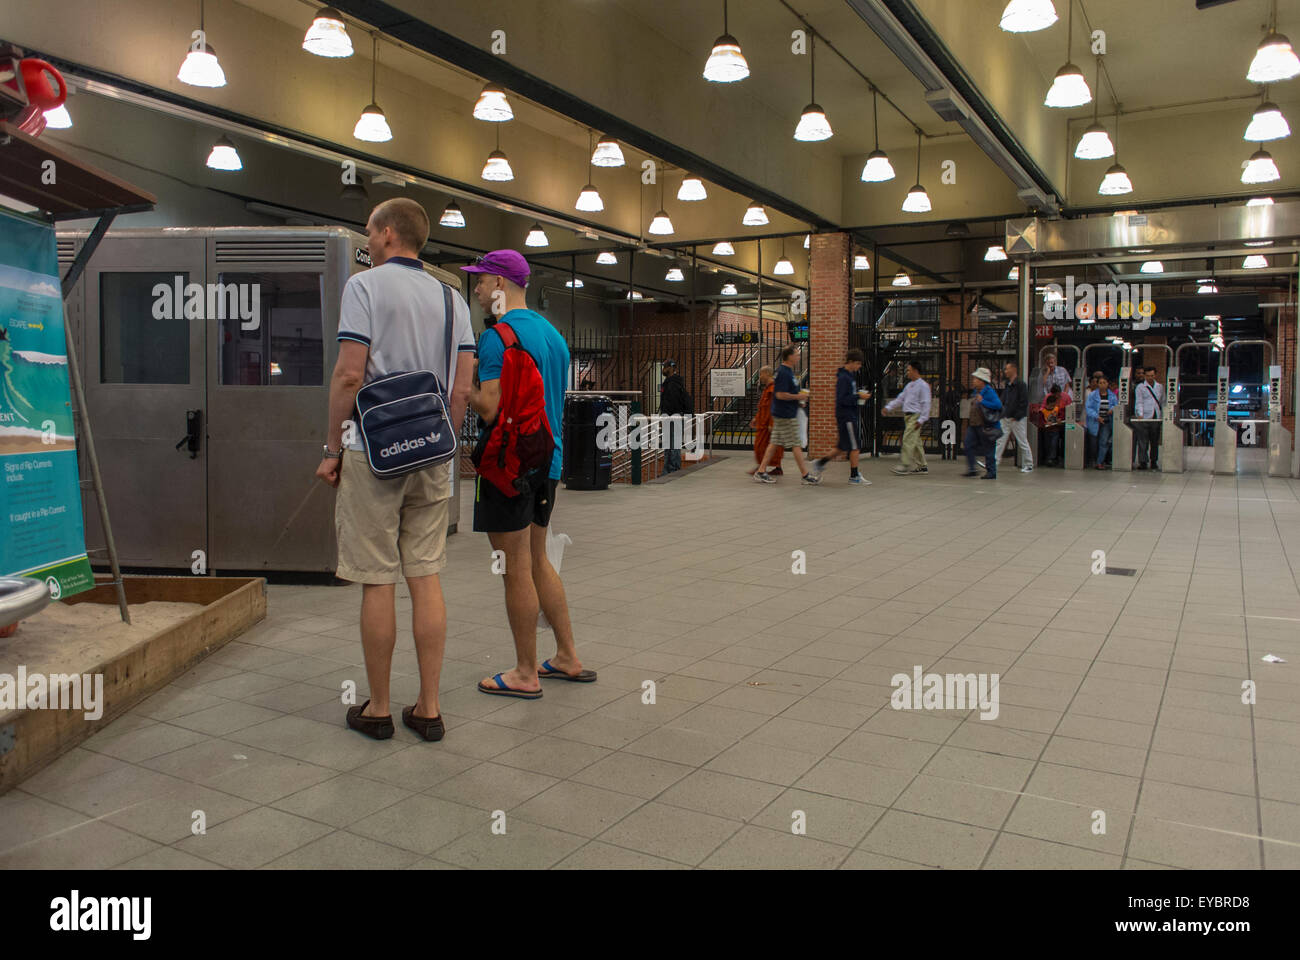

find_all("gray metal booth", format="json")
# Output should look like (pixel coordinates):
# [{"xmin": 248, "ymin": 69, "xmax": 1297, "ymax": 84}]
[{"xmin": 57, "ymin": 226, "xmax": 464, "ymax": 573}]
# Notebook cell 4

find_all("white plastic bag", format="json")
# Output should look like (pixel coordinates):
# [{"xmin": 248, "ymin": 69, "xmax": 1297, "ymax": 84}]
[{"xmin": 538, "ymin": 529, "xmax": 572, "ymax": 631}]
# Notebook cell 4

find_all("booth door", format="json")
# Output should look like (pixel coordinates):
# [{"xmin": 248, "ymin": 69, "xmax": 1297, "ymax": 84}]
[{"xmin": 82, "ymin": 237, "xmax": 208, "ymax": 568}]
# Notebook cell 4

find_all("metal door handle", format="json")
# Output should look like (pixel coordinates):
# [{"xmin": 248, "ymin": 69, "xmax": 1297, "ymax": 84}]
[{"xmin": 175, "ymin": 409, "xmax": 202, "ymax": 459}]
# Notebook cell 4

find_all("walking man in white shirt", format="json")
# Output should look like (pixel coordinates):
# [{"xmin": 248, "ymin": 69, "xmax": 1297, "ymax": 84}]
[
  {"xmin": 883, "ymin": 361, "xmax": 932, "ymax": 475},
  {"xmin": 1133, "ymin": 366, "xmax": 1165, "ymax": 470}
]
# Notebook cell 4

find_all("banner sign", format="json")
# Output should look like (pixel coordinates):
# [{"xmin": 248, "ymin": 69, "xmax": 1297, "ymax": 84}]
[{"xmin": 0, "ymin": 210, "xmax": 94, "ymax": 600}]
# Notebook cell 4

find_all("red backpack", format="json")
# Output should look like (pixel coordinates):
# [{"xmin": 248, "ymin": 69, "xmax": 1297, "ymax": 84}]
[{"xmin": 472, "ymin": 321, "xmax": 555, "ymax": 497}]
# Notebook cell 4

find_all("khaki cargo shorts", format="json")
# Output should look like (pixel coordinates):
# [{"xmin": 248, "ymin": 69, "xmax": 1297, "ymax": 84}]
[
  {"xmin": 770, "ymin": 416, "xmax": 800, "ymax": 448},
  {"xmin": 335, "ymin": 450, "xmax": 451, "ymax": 584}
]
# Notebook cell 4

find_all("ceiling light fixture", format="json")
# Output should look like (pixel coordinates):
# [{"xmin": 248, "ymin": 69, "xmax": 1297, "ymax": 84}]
[
  {"xmin": 1245, "ymin": 93, "xmax": 1290, "ymax": 141},
  {"xmin": 647, "ymin": 175, "xmax": 674, "ymax": 235},
  {"xmin": 439, "ymin": 201, "xmax": 466, "ymax": 228},
  {"xmin": 1139, "ymin": 261, "xmax": 1163, "ymax": 274},
  {"xmin": 178, "ymin": 1, "xmax": 226, "ymax": 87},
  {"xmin": 1008, "ymin": 266, "xmax": 1020, "ymax": 280},
  {"xmin": 678, "ymin": 175, "xmax": 707, "ymax": 201},
  {"xmin": 666, "ymin": 264, "xmax": 685, "ymax": 282},
  {"xmin": 984, "ymin": 244, "xmax": 1008, "ymax": 261},
  {"xmin": 591, "ymin": 136, "xmax": 625, "ymax": 167},
  {"xmin": 892, "ymin": 271, "xmax": 912, "ymax": 287},
  {"xmin": 1242, "ymin": 147, "xmax": 1281, "ymax": 183},
  {"xmin": 854, "ymin": 252, "xmax": 871, "ymax": 271},
  {"xmin": 353, "ymin": 35, "xmax": 392, "ymax": 142},
  {"xmin": 901, "ymin": 131, "xmax": 931, "ymax": 213},
  {"xmin": 1074, "ymin": 58, "xmax": 1115, "ymax": 159},
  {"xmin": 703, "ymin": 0, "xmax": 749, "ymax": 83},
  {"xmin": 1044, "ymin": 1, "xmax": 1091, "ymax": 108},
  {"xmin": 1244, "ymin": 254, "xmax": 1269, "ymax": 268},
  {"xmin": 481, "ymin": 124, "xmax": 513, "ymax": 181},
  {"xmin": 596, "ymin": 251, "xmax": 618, "ymax": 265},
  {"xmin": 804, "ymin": 234, "xmax": 811, "ymax": 249},
  {"xmin": 525, "ymin": 223, "xmax": 549, "ymax": 248},
  {"xmin": 774, "ymin": 240, "xmax": 795, "ymax": 275},
  {"xmin": 575, "ymin": 132, "xmax": 604, "ymax": 212},
  {"xmin": 743, "ymin": 202, "xmax": 769, "ymax": 226},
  {"xmin": 721, "ymin": 282, "xmax": 739, "ymax": 295},
  {"xmin": 473, "ymin": 83, "xmax": 513, "ymax": 122},
  {"xmin": 1247, "ymin": 196, "xmax": 1275, "ymax": 205},
  {"xmin": 1248, "ymin": 1, "xmax": 1300, "ymax": 83},
  {"xmin": 713, "ymin": 242, "xmax": 735, "ymax": 256},
  {"xmin": 794, "ymin": 35, "xmax": 833, "ymax": 141},
  {"xmin": 861, "ymin": 88, "xmax": 896, "ymax": 182},
  {"xmin": 302, "ymin": 6, "xmax": 353, "ymax": 58},
  {"xmin": 999, "ymin": 0, "xmax": 1058, "ymax": 33},
  {"xmin": 566, "ymin": 278, "xmax": 584, "ymax": 288},
  {"xmin": 205, "ymin": 135, "xmax": 241, "ymax": 171},
  {"xmin": 1098, "ymin": 103, "xmax": 1132, "ymax": 195},
  {"xmin": 44, "ymin": 103, "xmax": 72, "ymax": 129}
]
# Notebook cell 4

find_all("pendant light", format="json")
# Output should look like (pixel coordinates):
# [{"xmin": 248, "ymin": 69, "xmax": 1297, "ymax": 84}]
[
  {"xmin": 703, "ymin": 0, "xmax": 749, "ymax": 83},
  {"xmin": 566, "ymin": 278, "xmax": 584, "ymax": 288},
  {"xmin": 901, "ymin": 131, "xmax": 931, "ymax": 213},
  {"xmin": 666, "ymin": 263, "xmax": 685, "ymax": 282},
  {"xmin": 439, "ymin": 201, "xmax": 466, "ymax": 228},
  {"xmin": 627, "ymin": 291, "xmax": 644, "ymax": 300},
  {"xmin": 1098, "ymin": 104, "xmax": 1132, "ymax": 195},
  {"xmin": 743, "ymin": 202, "xmax": 769, "ymax": 226},
  {"xmin": 1074, "ymin": 59, "xmax": 1115, "ymax": 159},
  {"xmin": 793, "ymin": 35, "xmax": 833, "ymax": 141},
  {"xmin": 473, "ymin": 83, "xmax": 513, "ymax": 122},
  {"xmin": 713, "ymin": 242, "xmax": 735, "ymax": 255},
  {"xmin": 892, "ymin": 271, "xmax": 912, "ymax": 287},
  {"xmin": 1198, "ymin": 282, "xmax": 1218, "ymax": 293},
  {"xmin": 1247, "ymin": 196, "xmax": 1275, "ymax": 206},
  {"xmin": 575, "ymin": 133, "xmax": 604, "ymax": 212},
  {"xmin": 205, "ymin": 135, "xmax": 241, "ymax": 171},
  {"xmin": 481, "ymin": 125, "xmax": 513, "ymax": 181},
  {"xmin": 774, "ymin": 240, "xmax": 795, "ymax": 275},
  {"xmin": 525, "ymin": 223, "xmax": 549, "ymax": 248},
  {"xmin": 303, "ymin": 6, "xmax": 353, "ymax": 58},
  {"xmin": 678, "ymin": 175, "xmax": 708, "ymax": 201},
  {"xmin": 1242, "ymin": 147, "xmax": 1281, "ymax": 183},
  {"xmin": 1139, "ymin": 261, "xmax": 1163, "ymax": 274},
  {"xmin": 1248, "ymin": 1, "xmax": 1300, "ymax": 83},
  {"xmin": 1045, "ymin": 1, "xmax": 1091, "ymax": 108},
  {"xmin": 1244, "ymin": 254, "xmax": 1269, "ymax": 269},
  {"xmin": 721, "ymin": 282, "xmax": 739, "ymax": 295},
  {"xmin": 591, "ymin": 137, "xmax": 625, "ymax": 167},
  {"xmin": 178, "ymin": 1, "xmax": 226, "ymax": 88},
  {"xmin": 596, "ymin": 251, "xmax": 618, "ymax": 265},
  {"xmin": 1244, "ymin": 89, "xmax": 1290, "ymax": 141},
  {"xmin": 1000, "ymin": 0, "xmax": 1058, "ymax": 33},
  {"xmin": 353, "ymin": 35, "xmax": 392, "ymax": 142},
  {"xmin": 44, "ymin": 103, "xmax": 72, "ymax": 129},
  {"xmin": 984, "ymin": 245, "xmax": 1008, "ymax": 261},
  {"xmin": 803, "ymin": 234, "xmax": 811, "ymax": 249},
  {"xmin": 861, "ymin": 89, "xmax": 896, "ymax": 182},
  {"xmin": 1008, "ymin": 266, "xmax": 1020, "ymax": 280},
  {"xmin": 854, "ymin": 252, "xmax": 870, "ymax": 271},
  {"xmin": 647, "ymin": 176, "xmax": 674, "ymax": 235}
]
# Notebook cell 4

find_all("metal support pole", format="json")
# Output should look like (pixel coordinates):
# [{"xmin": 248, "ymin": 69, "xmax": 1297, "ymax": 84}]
[{"xmin": 569, "ymin": 254, "xmax": 576, "ymax": 343}]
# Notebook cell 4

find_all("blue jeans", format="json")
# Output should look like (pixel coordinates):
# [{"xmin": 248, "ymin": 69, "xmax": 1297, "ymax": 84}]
[
  {"xmin": 1094, "ymin": 420, "xmax": 1112, "ymax": 466},
  {"xmin": 965, "ymin": 425, "xmax": 996, "ymax": 476}
]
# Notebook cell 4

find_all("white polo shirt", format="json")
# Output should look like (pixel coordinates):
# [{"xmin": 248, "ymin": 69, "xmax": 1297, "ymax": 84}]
[{"xmin": 337, "ymin": 256, "xmax": 476, "ymax": 451}]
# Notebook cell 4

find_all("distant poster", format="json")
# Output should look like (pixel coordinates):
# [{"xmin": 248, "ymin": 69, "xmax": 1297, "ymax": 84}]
[
  {"xmin": 0, "ymin": 210, "xmax": 94, "ymax": 599},
  {"xmin": 710, "ymin": 368, "xmax": 746, "ymax": 397}
]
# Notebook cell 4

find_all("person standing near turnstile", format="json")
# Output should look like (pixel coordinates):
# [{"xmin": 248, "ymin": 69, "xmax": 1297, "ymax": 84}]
[
  {"xmin": 1087, "ymin": 375, "xmax": 1118, "ymax": 470},
  {"xmin": 1133, "ymin": 366, "xmax": 1164, "ymax": 470}
]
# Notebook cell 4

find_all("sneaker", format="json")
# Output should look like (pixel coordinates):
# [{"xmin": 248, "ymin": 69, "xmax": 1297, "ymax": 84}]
[
  {"xmin": 891, "ymin": 466, "xmax": 910, "ymax": 475},
  {"xmin": 910, "ymin": 467, "xmax": 929, "ymax": 475},
  {"xmin": 1020, "ymin": 465, "xmax": 1033, "ymax": 473},
  {"xmin": 753, "ymin": 471, "xmax": 777, "ymax": 484},
  {"xmin": 983, "ymin": 473, "xmax": 997, "ymax": 480},
  {"xmin": 801, "ymin": 473, "xmax": 822, "ymax": 485},
  {"xmin": 848, "ymin": 475, "xmax": 871, "ymax": 485}
]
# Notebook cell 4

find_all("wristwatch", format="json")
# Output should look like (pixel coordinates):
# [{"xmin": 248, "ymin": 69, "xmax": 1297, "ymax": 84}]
[{"xmin": 322, "ymin": 444, "xmax": 343, "ymax": 460}]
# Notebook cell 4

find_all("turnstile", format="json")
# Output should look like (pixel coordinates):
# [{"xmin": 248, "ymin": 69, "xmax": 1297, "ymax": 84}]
[
  {"xmin": 1113, "ymin": 359, "xmax": 1133, "ymax": 473},
  {"xmin": 1162, "ymin": 364, "xmax": 1182, "ymax": 473},
  {"xmin": 1214, "ymin": 340, "xmax": 1287, "ymax": 476},
  {"xmin": 1120, "ymin": 344, "xmax": 1174, "ymax": 474},
  {"xmin": 1032, "ymin": 345, "xmax": 1084, "ymax": 469}
]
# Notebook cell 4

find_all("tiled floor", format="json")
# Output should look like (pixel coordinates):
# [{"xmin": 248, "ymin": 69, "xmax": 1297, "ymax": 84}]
[{"xmin": 5, "ymin": 445, "xmax": 1299, "ymax": 869}]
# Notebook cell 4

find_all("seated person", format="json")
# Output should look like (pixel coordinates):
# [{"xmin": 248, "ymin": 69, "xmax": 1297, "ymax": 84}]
[{"xmin": 1038, "ymin": 383, "xmax": 1069, "ymax": 466}]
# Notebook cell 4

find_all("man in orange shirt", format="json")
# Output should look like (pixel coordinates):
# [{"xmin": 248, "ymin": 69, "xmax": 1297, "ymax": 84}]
[{"xmin": 748, "ymin": 365, "xmax": 785, "ymax": 475}]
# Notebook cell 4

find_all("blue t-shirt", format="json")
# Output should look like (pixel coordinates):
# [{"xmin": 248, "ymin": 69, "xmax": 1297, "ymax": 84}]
[
  {"xmin": 477, "ymin": 309, "xmax": 569, "ymax": 479},
  {"xmin": 771, "ymin": 365, "xmax": 799, "ymax": 419}
]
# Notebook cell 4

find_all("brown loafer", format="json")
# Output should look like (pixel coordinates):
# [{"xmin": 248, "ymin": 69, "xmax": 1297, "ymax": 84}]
[
  {"xmin": 346, "ymin": 699, "xmax": 394, "ymax": 740},
  {"xmin": 402, "ymin": 705, "xmax": 445, "ymax": 742}
]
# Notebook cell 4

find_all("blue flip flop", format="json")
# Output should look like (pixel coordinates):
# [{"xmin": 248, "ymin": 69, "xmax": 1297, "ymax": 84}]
[
  {"xmin": 477, "ymin": 673, "xmax": 543, "ymax": 699},
  {"xmin": 539, "ymin": 659, "xmax": 598, "ymax": 683}
]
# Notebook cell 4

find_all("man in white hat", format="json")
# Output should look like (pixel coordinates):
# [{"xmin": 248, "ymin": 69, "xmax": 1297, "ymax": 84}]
[{"xmin": 963, "ymin": 367, "xmax": 1003, "ymax": 480}]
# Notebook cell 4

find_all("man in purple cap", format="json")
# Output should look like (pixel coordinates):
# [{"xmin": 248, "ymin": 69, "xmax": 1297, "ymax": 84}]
[{"xmin": 464, "ymin": 250, "xmax": 596, "ymax": 698}]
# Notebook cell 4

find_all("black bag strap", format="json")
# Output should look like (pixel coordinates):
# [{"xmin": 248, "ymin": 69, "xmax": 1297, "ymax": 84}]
[
  {"xmin": 441, "ymin": 280, "xmax": 455, "ymax": 396},
  {"xmin": 1141, "ymin": 381, "xmax": 1161, "ymax": 413}
]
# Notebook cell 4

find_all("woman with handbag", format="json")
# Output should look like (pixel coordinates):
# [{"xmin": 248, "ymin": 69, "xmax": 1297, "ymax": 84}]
[{"xmin": 963, "ymin": 367, "xmax": 1003, "ymax": 480}]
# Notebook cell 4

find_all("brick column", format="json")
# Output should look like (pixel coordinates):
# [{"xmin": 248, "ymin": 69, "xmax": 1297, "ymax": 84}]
[{"xmin": 808, "ymin": 232, "xmax": 851, "ymax": 454}]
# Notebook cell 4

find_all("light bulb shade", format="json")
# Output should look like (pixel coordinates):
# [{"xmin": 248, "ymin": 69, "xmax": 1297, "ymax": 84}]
[
  {"xmin": 1245, "ymin": 102, "xmax": 1290, "ymax": 142},
  {"xmin": 793, "ymin": 103, "xmax": 833, "ymax": 142},
  {"xmin": 648, "ymin": 210, "xmax": 675, "ymax": 235},
  {"xmin": 591, "ymin": 138, "xmax": 625, "ymax": 167},
  {"xmin": 773, "ymin": 257, "xmax": 795, "ymax": 276},
  {"xmin": 303, "ymin": 7, "xmax": 353, "ymax": 57},
  {"xmin": 984, "ymin": 245, "xmax": 1008, "ymax": 262},
  {"xmin": 666, "ymin": 267, "xmax": 685, "ymax": 282},
  {"xmin": 704, "ymin": 34, "xmax": 749, "ymax": 83},
  {"xmin": 1098, "ymin": 163, "xmax": 1133, "ymax": 196},
  {"xmin": 178, "ymin": 47, "xmax": 226, "ymax": 88},
  {"xmin": 720, "ymin": 283, "xmax": 739, "ymax": 295},
  {"xmin": 596, "ymin": 251, "xmax": 618, "ymax": 265},
  {"xmin": 1044, "ymin": 63, "xmax": 1091, "ymax": 108},
  {"xmin": 43, "ymin": 103, "xmax": 72, "ymax": 129},
  {"xmin": 1242, "ymin": 148, "xmax": 1281, "ymax": 184},
  {"xmin": 892, "ymin": 272, "xmax": 911, "ymax": 287},
  {"xmin": 854, "ymin": 254, "xmax": 870, "ymax": 270},
  {"xmin": 1247, "ymin": 196, "xmax": 1275, "ymax": 206},
  {"xmin": 525, "ymin": 223, "xmax": 549, "ymax": 247},
  {"xmin": 677, "ymin": 176, "xmax": 707, "ymax": 201},
  {"xmin": 353, "ymin": 103, "xmax": 392, "ymax": 142},
  {"xmin": 712, "ymin": 242, "xmax": 735, "ymax": 256},
  {"xmin": 1244, "ymin": 254, "xmax": 1269, "ymax": 269},
  {"xmin": 901, "ymin": 185, "xmax": 931, "ymax": 213},
  {"xmin": 575, "ymin": 184, "xmax": 604, "ymax": 212},
  {"xmin": 1074, "ymin": 122, "xmax": 1115, "ymax": 160},
  {"xmin": 1248, "ymin": 32, "xmax": 1300, "ymax": 84},
  {"xmin": 481, "ymin": 149, "xmax": 514, "ymax": 181},
  {"xmin": 1198, "ymin": 284, "xmax": 1218, "ymax": 293},
  {"xmin": 1139, "ymin": 261, "xmax": 1163, "ymax": 274},
  {"xmin": 439, "ymin": 202, "xmax": 466, "ymax": 228},
  {"xmin": 742, "ymin": 203, "xmax": 769, "ymax": 226},
  {"xmin": 473, "ymin": 84, "xmax": 513, "ymax": 122},
  {"xmin": 1008, "ymin": 266, "xmax": 1020, "ymax": 280},
  {"xmin": 206, "ymin": 137, "xmax": 241, "ymax": 171},
  {"xmin": 860, "ymin": 150, "xmax": 896, "ymax": 183},
  {"xmin": 565, "ymin": 278, "xmax": 584, "ymax": 288},
  {"xmin": 627, "ymin": 291, "xmax": 643, "ymax": 300},
  {"xmin": 803, "ymin": 235, "xmax": 811, "ymax": 249},
  {"xmin": 999, "ymin": 0, "xmax": 1058, "ymax": 33}
]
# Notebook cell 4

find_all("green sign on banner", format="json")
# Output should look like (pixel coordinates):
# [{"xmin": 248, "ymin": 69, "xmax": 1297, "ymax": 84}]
[{"xmin": 0, "ymin": 210, "xmax": 94, "ymax": 600}]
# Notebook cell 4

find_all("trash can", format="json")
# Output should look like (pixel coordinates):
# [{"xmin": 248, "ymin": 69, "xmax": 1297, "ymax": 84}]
[{"xmin": 563, "ymin": 395, "xmax": 613, "ymax": 490}]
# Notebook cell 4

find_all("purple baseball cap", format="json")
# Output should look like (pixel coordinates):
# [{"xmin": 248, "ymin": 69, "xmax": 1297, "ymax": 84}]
[{"xmin": 461, "ymin": 249, "xmax": 530, "ymax": 288}]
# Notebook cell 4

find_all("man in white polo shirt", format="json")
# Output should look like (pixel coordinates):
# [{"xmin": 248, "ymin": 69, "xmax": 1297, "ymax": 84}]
[{"xmin": 315, "ymin": 198, "xmax": 476, "ymax": 742}]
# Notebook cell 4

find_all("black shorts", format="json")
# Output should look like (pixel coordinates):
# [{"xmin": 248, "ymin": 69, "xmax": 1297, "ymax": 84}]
[
  {"xmin": 837, "ymin": 417, "xmax": 861, "ymax": 452},
  {"xmin": 472, "ymin": 474, "xmax": 559, "ymax": 533}
]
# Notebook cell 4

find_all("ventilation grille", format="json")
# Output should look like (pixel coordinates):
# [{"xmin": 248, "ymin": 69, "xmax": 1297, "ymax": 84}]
[
  {"xmin": 214, "ymin": 240, "xmax": 328, "ymax": 263},
  {"xmin": 57, "ymin": 239, "xmax": 77, "ymax": 263}
]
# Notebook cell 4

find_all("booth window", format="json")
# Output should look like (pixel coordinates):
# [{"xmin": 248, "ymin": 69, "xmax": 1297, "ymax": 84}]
[
  {"xmin": 218, "ymin": 272, "xmax": 324, "ymax": 386},
  {"xmin": 100, "ymin": 272, "xmax": 189, "ymax": 384}
]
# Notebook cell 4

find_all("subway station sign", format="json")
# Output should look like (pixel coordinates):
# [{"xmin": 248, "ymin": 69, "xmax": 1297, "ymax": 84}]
[{"xmin": 714, "ymin": 330, "xmax": 762, "ymax": 345}]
